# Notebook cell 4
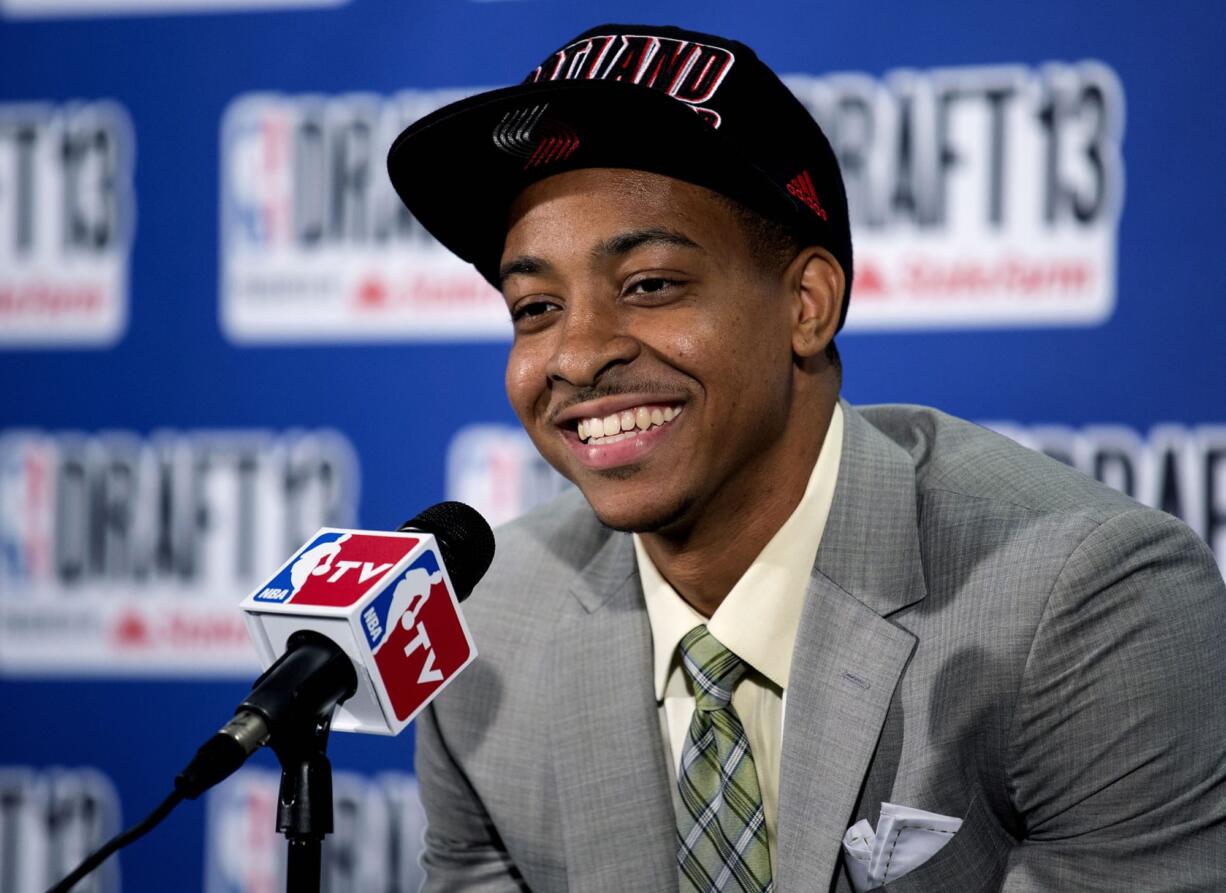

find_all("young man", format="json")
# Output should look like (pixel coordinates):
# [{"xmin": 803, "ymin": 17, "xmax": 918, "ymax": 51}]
[{"xmin": 388, "ymin": 24, "xmax": 1226, "ymax": 893}]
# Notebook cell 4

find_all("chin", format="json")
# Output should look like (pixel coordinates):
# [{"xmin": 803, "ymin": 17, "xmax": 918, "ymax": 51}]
[{"xmin": 581, "ymin": 485, "xmax": 696, "ymax": 535}]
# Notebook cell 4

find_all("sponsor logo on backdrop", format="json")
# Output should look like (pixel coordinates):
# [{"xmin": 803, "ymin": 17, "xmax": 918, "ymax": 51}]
[
  {"xmin": 0, "ymin": 101, "xmax": 134, "ymax": 346},
  {"xmin": 446, "ymin": 420, "xmax": 1225, "ymax": 571},
  {"xmin": 0, "ymin": 766, "xmax": 121, "ymax": 893},
  {"xmin": 0, "ymin": 428, "xmax": 358, "ymax": 675},
  {"xmin": 445, "ymin": 424, "xmax": 571, "ymax": 527},
  {"xmin": 1, "ymin": 0, "xmax": 347, "ymax": 18},
  {"xmin": 205, "ymin": 768, "xmax": 426, "ymax": 893},
  {"xmin": 221, "ymin": 90, "xmax": 511, "ymax": 343},
  {"xmin": 989, "ymin": 422, "xmax": 1226, "ymax": 570},
  {"xmin": 786, "ymin": 62, "xmax": 1124, "ymax": 329}
]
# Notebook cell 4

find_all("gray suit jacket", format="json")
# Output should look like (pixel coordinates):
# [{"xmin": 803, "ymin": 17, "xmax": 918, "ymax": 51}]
[{"xmin": 416, "ymin": 403, "xmax": 1226, "ymax": 892}]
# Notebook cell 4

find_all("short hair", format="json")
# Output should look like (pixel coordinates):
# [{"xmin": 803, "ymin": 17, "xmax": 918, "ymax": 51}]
[{"xmin": 717, "ymin": 194, "xmax": 842, "ymax": 374}]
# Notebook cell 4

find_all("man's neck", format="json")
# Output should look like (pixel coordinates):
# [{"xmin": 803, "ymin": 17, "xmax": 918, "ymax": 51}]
[{"xmin": 638, "ymin": 399, "xmax": 835, "ymax": 617}]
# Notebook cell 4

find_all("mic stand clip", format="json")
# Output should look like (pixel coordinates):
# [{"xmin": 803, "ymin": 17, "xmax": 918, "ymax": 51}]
[{"xmin": 271, "ymin": 706, "xmax": 336, "ymax": 893}]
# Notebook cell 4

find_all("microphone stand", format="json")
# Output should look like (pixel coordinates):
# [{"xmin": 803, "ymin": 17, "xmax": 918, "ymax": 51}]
[{"xmin": 270, "ymin": 699, "xmax": 337, "ymax": 893}]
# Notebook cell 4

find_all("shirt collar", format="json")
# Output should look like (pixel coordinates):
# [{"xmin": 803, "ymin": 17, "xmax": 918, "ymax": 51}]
[{"xmin": 637, "ymin": 403, "xmax": 845, "ymax": 699}]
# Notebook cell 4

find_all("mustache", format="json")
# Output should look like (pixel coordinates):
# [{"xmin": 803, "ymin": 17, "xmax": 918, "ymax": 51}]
[{"xmin": 547, "ymin": 380, "xmax": 688, "ymax": 424}]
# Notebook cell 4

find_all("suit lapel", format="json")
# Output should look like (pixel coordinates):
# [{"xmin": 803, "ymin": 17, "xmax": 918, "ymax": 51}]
[
  {"xmin": 776, "ymin": 404, "xmax": 927, "ymax": 891},
  {"xmin": 551, "ymin": 532, "xmax": 678, "ymax": 892},
  {"xmin": 547, "ymin": 404, "xmax": 929, "ymax": 892}
]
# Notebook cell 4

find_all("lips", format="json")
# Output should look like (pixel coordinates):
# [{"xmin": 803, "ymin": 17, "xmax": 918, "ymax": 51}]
[{"xmin": 555, "ymin": 398, "xmax": 686, "ymax": 470}]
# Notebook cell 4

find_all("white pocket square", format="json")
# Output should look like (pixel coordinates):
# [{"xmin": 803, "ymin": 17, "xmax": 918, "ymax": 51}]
[{"xmin": 842, "ymin": 802, "xmax": 962, "ymax": 892}]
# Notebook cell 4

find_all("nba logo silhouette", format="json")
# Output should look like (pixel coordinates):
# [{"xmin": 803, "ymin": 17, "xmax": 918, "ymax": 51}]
[
  {"xmin": 242, "ymin": 528, "xmax": 477, "ymax": 735},
  {"xmin": 361, "ymin": 550, "xmax": 475, "ymax": 722}
]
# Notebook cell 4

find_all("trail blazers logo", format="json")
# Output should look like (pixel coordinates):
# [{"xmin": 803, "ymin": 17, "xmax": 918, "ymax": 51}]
[{"xmin": 492, "ymin": 104, "xmax": 581, "ymax": 169}]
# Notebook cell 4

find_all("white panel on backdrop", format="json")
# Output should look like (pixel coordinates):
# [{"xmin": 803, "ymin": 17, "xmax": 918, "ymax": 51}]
[
  {"xmin": 219, "ymin": 63, "xmax": 1125, "ymax": 344},
  {"xmin": 445, "ymin": 424, "xmax": 571, "ymax": 528},
  {"xmin": 0, "ymin": 102, "xmax": 133, "ymax": 347},
  {"xmin": 0, "ymin": 766, "xmax": 121, "ymax": 893},
  {"xmin": 787, "ymin": 61, "xmax": 1125, "ymax": 330},
  {"xmin": 0, "ymin": 428, "xmax": 360, "ymax": 675},
  {"xmin": 987, "ymin": 421, "xmax": 1226, "ymax": 571},
  {"xmin": 205, "ymin": 768, "xmax": 426, "ymax": 893},
  {"xmin": 1, "ymin": 0, "xmax": 348, "ymax": 18},
  {"xmin": 220, "ymin": 90, "xmax": 512, "ymax": 344}
]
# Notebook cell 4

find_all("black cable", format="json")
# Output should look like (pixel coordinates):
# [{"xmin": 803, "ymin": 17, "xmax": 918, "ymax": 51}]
[{"xmin": 46, "ymin": 788, "xmax": 185, "ymax": 893}]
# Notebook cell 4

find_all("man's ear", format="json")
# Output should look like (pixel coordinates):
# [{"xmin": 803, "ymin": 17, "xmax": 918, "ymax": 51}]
[{"xmin": 787, "ymin": 246, "xmax": 844, "ymax": 358}]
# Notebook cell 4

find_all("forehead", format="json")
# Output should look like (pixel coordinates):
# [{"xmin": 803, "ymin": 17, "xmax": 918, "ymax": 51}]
[{"xmin": 503, "ymin": 168, "xmax": 743, "ymax": 258}]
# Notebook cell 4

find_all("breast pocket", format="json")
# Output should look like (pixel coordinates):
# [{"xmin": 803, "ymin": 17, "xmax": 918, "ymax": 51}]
[{"xmin": 877, "ymin": 794, "xmax": 1012, "ymax": 892}]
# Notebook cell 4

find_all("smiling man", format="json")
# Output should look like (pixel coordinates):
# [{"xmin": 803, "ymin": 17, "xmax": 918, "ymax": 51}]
[
  {"xmin": 500, "ymin": 168, "xmax": 842, "ymax": 617},
  {"xmin": 388, "ymin": 24, "xmax": 1226, "ymax": 893}
]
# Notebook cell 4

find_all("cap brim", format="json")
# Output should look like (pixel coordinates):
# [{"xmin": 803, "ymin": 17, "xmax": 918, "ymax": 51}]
[{"xmin": 387, "ymin": 79, "xmax": 798, "ymax": 288}]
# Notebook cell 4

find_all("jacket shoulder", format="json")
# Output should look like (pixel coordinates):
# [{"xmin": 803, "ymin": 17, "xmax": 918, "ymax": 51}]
[
  {"xmin": 857, "ymin": 403, "xmax": 1143, "ymax": 522},
  {"xmin": 462, "ymin": 488, "xmax": 610, "ymax": 632}
]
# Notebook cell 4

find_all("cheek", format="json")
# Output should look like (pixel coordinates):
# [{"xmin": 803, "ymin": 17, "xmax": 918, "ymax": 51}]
[
  {"xmin": 680, "ymin": 300, "xmax": 792, "ymax": 419},
  {"xmin": 504, "ymin": 344, "xmax": 543, "ymax": 424}
]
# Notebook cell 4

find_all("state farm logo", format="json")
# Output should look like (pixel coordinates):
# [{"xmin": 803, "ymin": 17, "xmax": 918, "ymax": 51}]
[
  {"xmin": 220, "ymin": 90, "xmax": 510, "ymax": 344},
  {"xmin": 0, "ymin": 101, "xmax": 134, "ymax": 346},
  {"xmin": 786, "ymin": 61, "xmax": 1125, "ymax": 329}
]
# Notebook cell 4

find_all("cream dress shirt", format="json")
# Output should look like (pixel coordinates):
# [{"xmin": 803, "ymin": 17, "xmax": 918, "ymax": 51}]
[{"xmin": 633, "ymin": 403, "xmax": 844, "ymax": 872}]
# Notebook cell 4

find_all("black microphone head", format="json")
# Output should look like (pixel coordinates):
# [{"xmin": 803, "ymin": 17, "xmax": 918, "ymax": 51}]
[{"xmin": 397, "ymin": 501, "xmax": 495, "ymax": 602}]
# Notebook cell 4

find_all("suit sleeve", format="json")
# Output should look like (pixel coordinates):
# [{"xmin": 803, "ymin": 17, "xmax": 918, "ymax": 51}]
[
  {"xmin": 1001, "ymin": 509, "xmax": 1226, "ymax": 891},
  {"xmin": 415, "ymin": 703, "xmax": 530, "ymax": 893}
]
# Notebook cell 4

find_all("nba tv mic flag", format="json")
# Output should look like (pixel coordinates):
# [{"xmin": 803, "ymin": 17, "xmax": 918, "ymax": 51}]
[{"xmin": 48, "ymin": 502, "xmax": 494, "ymax": 893}]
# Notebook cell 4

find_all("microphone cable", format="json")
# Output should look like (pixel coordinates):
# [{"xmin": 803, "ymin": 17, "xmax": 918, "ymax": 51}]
[
  {"xmin": 46, "ymin": 500, "xmax": 494, "ymax": 892},
  {"xmin": 46, "ymin": 787, "xmax": 184, "ymax": 893}
]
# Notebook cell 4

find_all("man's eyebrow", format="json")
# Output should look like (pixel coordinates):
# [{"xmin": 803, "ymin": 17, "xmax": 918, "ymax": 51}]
[
  {"xmin": 594, "ymin": 228, "xmax": 703, "ymax": 259},
  {"xmin": 498, "ymin": 255, "xmax": 550, "ymax": 289},
  {"xmin": 498, "ymin": 229, "xmax": 701, "ymax": 287}
]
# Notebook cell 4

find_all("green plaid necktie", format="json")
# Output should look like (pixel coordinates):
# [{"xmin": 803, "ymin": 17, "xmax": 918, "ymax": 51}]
[{"xmin": 675, "ymin": 625, "xmax": 773, "ymax": 893}]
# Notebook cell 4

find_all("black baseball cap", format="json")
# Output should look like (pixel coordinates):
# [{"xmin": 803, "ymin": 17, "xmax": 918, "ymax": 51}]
[{"xmin": 387, "ymin": 23, "xmax": 854, "ymax": 328}]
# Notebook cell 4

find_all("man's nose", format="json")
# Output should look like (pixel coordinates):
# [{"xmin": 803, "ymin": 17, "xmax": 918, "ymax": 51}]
[{"xmin": 545, "ymin": 302, "xmax": 640, "ymax": 387}]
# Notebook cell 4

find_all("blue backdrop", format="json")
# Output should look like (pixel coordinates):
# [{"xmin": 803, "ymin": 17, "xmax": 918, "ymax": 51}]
[{"xmin": 2, "ymin": 2, "xmax": 1224, "ymax": 890}]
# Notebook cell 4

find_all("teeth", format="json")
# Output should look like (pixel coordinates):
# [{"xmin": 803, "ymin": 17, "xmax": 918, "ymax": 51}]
[{"xmin": 576, "ymin": 404, "xmax": 683, "ymax": 443}]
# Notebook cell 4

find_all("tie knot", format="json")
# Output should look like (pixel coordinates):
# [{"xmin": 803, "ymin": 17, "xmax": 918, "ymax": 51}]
[{"xmin": 679, "ymin": 625, "xmax": 749, "ymax": 711}]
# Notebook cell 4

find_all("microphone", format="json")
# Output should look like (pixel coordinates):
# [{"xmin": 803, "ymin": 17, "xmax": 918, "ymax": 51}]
[{"xmin": 175, "ymin": 501, "xmax": 495, "ymax": 799}]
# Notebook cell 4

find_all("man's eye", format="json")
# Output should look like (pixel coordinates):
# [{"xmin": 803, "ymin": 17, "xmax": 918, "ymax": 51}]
[
  {"xmin": 625, "ymin": 277, "xmax": 679, "ymax": 297},
  {"xmin": 510, "ymin": 300, "xmax": 558, "ymax": 322}
]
